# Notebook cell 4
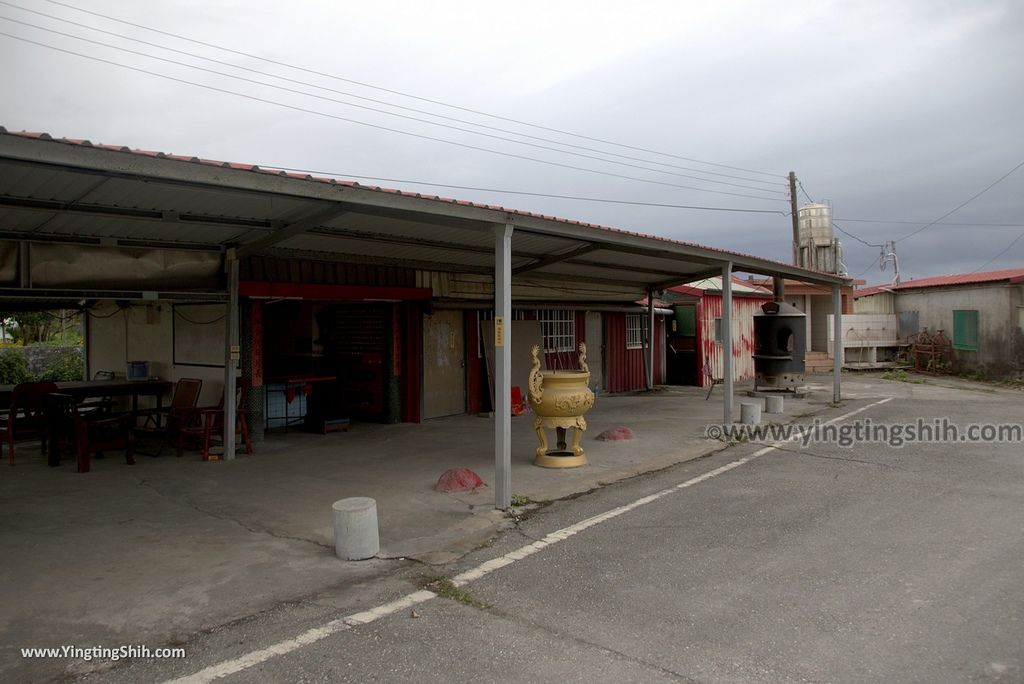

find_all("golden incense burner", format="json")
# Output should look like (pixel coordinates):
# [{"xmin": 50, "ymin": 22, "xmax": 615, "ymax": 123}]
[{"xmin": 528, "ymin": 342, "xmax": 595, "ymax": 468}]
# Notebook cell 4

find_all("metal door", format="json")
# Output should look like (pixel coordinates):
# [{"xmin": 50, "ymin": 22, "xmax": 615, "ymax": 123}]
[{"xmin": 422, "ymin": 310, "xmax": 465, "ymax": 419}]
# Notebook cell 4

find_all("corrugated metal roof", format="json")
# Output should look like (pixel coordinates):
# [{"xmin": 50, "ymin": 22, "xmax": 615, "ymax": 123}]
[
  {"xmin": 0, "ymin": 127, "xmax": 850, "ymax": 290},
  {"xmin": 854, "ymin": 268, "xmax": 1024, "ymax": 298},
  {"xmin": 669, "ymin": 276, "xmax": 772, "ymax": 296}
]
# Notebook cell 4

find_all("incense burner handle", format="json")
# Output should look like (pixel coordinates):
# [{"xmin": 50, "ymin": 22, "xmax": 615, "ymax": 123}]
[{"xmin": 528, "ymin": 344, "xmax": 544, "ymax": 403}]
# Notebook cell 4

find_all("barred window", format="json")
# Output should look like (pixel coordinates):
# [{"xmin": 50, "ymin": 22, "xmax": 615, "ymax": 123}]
[
  {"xmin": 479, "ymin": 309, "xmax": 527, "ymax": 320},
  {"xmin": 626, "ymin": 313, "xmax": 644, "ymax": 349},
  {"xmin": 538, "ymin": 309, "xmax": 575, "ymax": 353}
]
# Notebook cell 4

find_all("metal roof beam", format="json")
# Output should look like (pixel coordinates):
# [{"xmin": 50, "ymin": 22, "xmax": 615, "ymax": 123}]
[
  {"xmin": 0, "ymin": 231, "xmax": 223, "ymax": 252},
  {"xmin": 339, "ymin": 203, "xmax": 493, "ymax": 233},
  {"xmin": 508, "ymin": 218, "xmax": 849, "ymax": 286},
  {"xmin": 302, "ymin": 226, "xmax": 567, "ymax": 269},
  {"xmin": 309, "ymin": 226, "xmax": 508, "ymax": 257},
  {"xmin": 0, "ymin": 195, "xmax": 274, "ymax": 232},
  {"xmin": 236, "ymin": 204, "xmax": 350, "ymax": 258},
  {"xmin": 0, "ymin": 287, "xmax": 227, "ymax": 302},
  {"xmin": 512, "ymin": 243, "xmax": 601, "ymax": 275},
  {"xmin": 650, "ymin": 267, "xmax": 726, "ymax": 291},
  {"xmin": 561, "ymin": 258, "xmax": 700, "ymax": 279},
  {"xmin": 518, "ymin": 272, "xmax": 654, "ymax": 290},
  {"xmin": 267, "ymin": 246, "xmax": 494, "ymax": 275}
]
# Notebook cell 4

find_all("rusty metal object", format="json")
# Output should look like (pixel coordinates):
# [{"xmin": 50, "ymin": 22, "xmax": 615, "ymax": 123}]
[{"xmin": 909, "ymin": 327, "xmax": 953, "ymax": 374}]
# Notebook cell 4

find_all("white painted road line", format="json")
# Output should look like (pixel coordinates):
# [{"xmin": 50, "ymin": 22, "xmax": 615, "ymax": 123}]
[
  {"xmin": 165, "ymin": 396, "xmax": 895, "ymax": 684},
  {"xmin": 164, "ymin": 591, "xmax": 441, "ymax": 684}
]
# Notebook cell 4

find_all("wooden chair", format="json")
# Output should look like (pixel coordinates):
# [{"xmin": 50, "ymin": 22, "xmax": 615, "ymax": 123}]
[
  {"xmin": 177, "ymin": 381, "xmax": 253, "ymax": 461},
  {"xmin": 1, "ymin": 381, "xmax": 58, "ymax": 465},
  {"xmin": 46, "ymin": 393, "xmax": 135, "ymax": 473},
  {"xmin": 136, "ymin": 378, "xmax": 202, "ymax": 447},
  {"xmin": 79, "ymin": 370, "xmax": 117, "ymax": 416},
  {"xmin": 703, "ymin": 354, "xmax": 723, "ymax": 400}
]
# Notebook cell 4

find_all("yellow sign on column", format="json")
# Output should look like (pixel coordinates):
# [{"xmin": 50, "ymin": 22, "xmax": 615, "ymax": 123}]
[{"xmin": 495, "ymin": 316, "xmax": 505, "ymax": 347}]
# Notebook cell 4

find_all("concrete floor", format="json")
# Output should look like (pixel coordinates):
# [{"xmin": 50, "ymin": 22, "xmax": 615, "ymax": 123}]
[{"xmin": 1, "ymin": 377, "xmax": 885, "ymax": 680}]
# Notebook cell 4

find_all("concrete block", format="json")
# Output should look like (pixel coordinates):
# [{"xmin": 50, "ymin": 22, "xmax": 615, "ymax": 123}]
[
  {"xmin": 765, "ymin": 395, "xmax": 784, "ymax": 414},
  {"xmin": 740, "ymin": 402, "xmax": 762, "ymax": 425},
  {"xmin": 332, "ymin": 497, "xmax": 379, "ymax": 561}
]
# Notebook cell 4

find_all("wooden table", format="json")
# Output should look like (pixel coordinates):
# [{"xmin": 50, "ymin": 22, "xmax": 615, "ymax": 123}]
[{"xmin": 0, "ymin": 379, "xmax": 173, "ymax": 413}]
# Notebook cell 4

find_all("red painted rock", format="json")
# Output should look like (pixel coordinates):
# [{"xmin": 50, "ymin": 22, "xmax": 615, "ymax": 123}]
[
  {"xmin": 596, "ymin": 426, "xmax": 636, "ymax": 441},
  {"xmin": 435, "ymin": 467, "xmax": 487, "ymax": 493}
]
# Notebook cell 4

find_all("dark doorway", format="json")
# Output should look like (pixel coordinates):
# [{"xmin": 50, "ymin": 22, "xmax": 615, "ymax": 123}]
[{"xmin": 666, "ymin": 304, "xmax": 699, "ymax": 385}]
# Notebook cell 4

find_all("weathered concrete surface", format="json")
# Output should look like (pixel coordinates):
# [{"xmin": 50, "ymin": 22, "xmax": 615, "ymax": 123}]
[
  {"xmin": 2, "ymin": 374, "xmax": 1013, "ymax": 681},
  {"xmin": 88, "ymin": 373, "xmax": 1024, "ymax": 683}
]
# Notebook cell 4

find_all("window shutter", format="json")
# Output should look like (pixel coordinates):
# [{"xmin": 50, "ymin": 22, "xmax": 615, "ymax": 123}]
[{"xmin": 952, "ymin": 310, "xmax": 979, "ymax": 351}]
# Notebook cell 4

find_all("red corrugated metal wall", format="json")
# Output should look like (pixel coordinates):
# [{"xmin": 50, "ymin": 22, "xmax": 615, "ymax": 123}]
[
  {"xmin": 604, "ymin": 313, "xmax": 666, "ymax": 392},
  {"xmin": 697, "ymin": 294, "xmax": 759, "ymax": 387}
]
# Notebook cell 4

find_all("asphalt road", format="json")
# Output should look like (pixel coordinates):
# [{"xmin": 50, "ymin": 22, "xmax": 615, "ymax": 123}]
[{"xmin": 97, "ymin": 387, "xmax": 1023, "ymax": 683}]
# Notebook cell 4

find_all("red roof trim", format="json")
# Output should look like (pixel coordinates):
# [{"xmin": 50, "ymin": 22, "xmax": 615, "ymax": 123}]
[{"xmin": 855, "ymin": 268, "xmax": 1024, "ymax": 297}]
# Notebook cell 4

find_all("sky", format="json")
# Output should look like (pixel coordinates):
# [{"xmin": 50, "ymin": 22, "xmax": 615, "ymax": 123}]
[{"xmin": 1, "ymin": 0, "xmax": 1022, "ymax": 284}]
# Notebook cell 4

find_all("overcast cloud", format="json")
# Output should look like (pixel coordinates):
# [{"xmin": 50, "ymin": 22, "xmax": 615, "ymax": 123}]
[{"xmin": 1, "ymin": 0, "xmax": 1022, "ymax": 282}]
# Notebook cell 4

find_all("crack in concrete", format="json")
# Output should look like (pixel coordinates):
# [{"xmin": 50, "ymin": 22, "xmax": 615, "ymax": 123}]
[
  {"xmin": 443, "ymin": 491, "xmax": 488, "ymax": 508},
  {"xmin": 482, "ymin": 603, "xmax": 701, "ymax": 682},
  {"xmin": 767, "ymin": 444, "xmax": 898, "ymax": 468},
  {"xmin": 137, "ymin": 479, "xmax": 334, "ymax": 550}
]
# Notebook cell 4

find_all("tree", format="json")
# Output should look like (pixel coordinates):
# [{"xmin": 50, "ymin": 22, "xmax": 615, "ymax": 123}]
[{"xmin": 0, "ymin": 311, "xmax": 61, "ymax": 345}]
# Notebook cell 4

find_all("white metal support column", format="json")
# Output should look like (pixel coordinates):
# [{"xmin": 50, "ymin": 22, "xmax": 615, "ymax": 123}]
[
  {"xmin": 832, "ymin": 284, "xmax": 842, "ymax": 403},
  {"xmin": 223, "ymin": 250, "xmax": 240, "ymax": 460},
  {"xmin": 805, "ymin": 294, "xmax": 813, "ymax": 352},
  {"xmin": 722, "ymin": 261, "xmax": 733, "ymax": 424},
  {"xmin": 645, "ymin": 290, "xmax": 655, "ymax": 390},
  {"xmin": 494, "ymin": 223, "xmax": 513, "ymax": 511}
]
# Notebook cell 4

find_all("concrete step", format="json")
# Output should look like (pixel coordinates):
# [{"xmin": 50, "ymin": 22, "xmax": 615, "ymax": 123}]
[{"xmin": 803, "ymin": 352, "xmax": 834, "ymax": 373}]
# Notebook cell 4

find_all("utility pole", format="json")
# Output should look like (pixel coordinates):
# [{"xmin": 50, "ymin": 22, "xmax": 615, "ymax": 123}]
[{"xmin": 789, "ymin": 171, "xmax": 800, "ymax": 266}]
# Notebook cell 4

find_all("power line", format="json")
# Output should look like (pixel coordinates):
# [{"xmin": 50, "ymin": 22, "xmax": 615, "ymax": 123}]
[
  {"xmin": 36, "ymin": 0, "xmax": 789, "ymax": 179},
  {"xmin": 0, "ymin": 13, "xmax": 787, "ymax": 197},
  {"xmin": 0, "ymin": 0, "xmax": 787, "ymax": 190},
  {"xmin": 832, "ymin": 222, "xmax": 882, "ymax": 248},
  {"xmin": 834, "ymin": 217, "xmax": 1024, "ymax": 228},
  {"xmin": 969, "ymin": 230, "xmax": 1024, "ymax": 274},
  {"xmin": 0, "ymin": 32, "xmax": 791, "ymax": 204},
  {"xmin": 853, "ymin": 259, "xmax": 880, "ymax": 280},
  {"xmin": 795, "ymin": 178, "xmax": 815, "ymax": 205},
  {"xmin": 258, "ymin": 166, "xmax": 791, "ymax": 214},
  {"xmin": 895, "ymin": 158, "xmax": 1024, "ymax": 242}
]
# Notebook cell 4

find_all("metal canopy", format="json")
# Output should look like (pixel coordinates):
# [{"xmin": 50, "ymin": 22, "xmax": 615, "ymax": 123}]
[{"xmin": 0, "ymin": 130, "xmax": 851, "ymax": 293}]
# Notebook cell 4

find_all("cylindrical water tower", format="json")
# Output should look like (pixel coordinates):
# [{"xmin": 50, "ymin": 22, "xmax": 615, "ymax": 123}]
[{"xmin": 797, "ymin": 202, "xmax": 843, "ymax": 274}]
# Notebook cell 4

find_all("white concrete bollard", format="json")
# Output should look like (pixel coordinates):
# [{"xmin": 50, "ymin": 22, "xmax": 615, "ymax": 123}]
[
  {"xmin": 740, "ymin": 402, "xmax": 762, "ymax": 425},
  {"xmin": 332, "ymin": 497, "xmax": 379, "ymax": 561},
  {"xmin": 765, "ymin": 395, "xmax": 784, "ymax": 414}
]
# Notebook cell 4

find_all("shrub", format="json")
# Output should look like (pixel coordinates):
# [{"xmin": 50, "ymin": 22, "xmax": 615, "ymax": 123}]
[
  {"xmin": 35, "ymin": 348, "xmax": 85, "ymax": 382},
  {"xmin": 0, "ymin": 348, "xmax": 30, "ymax": 384}
]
